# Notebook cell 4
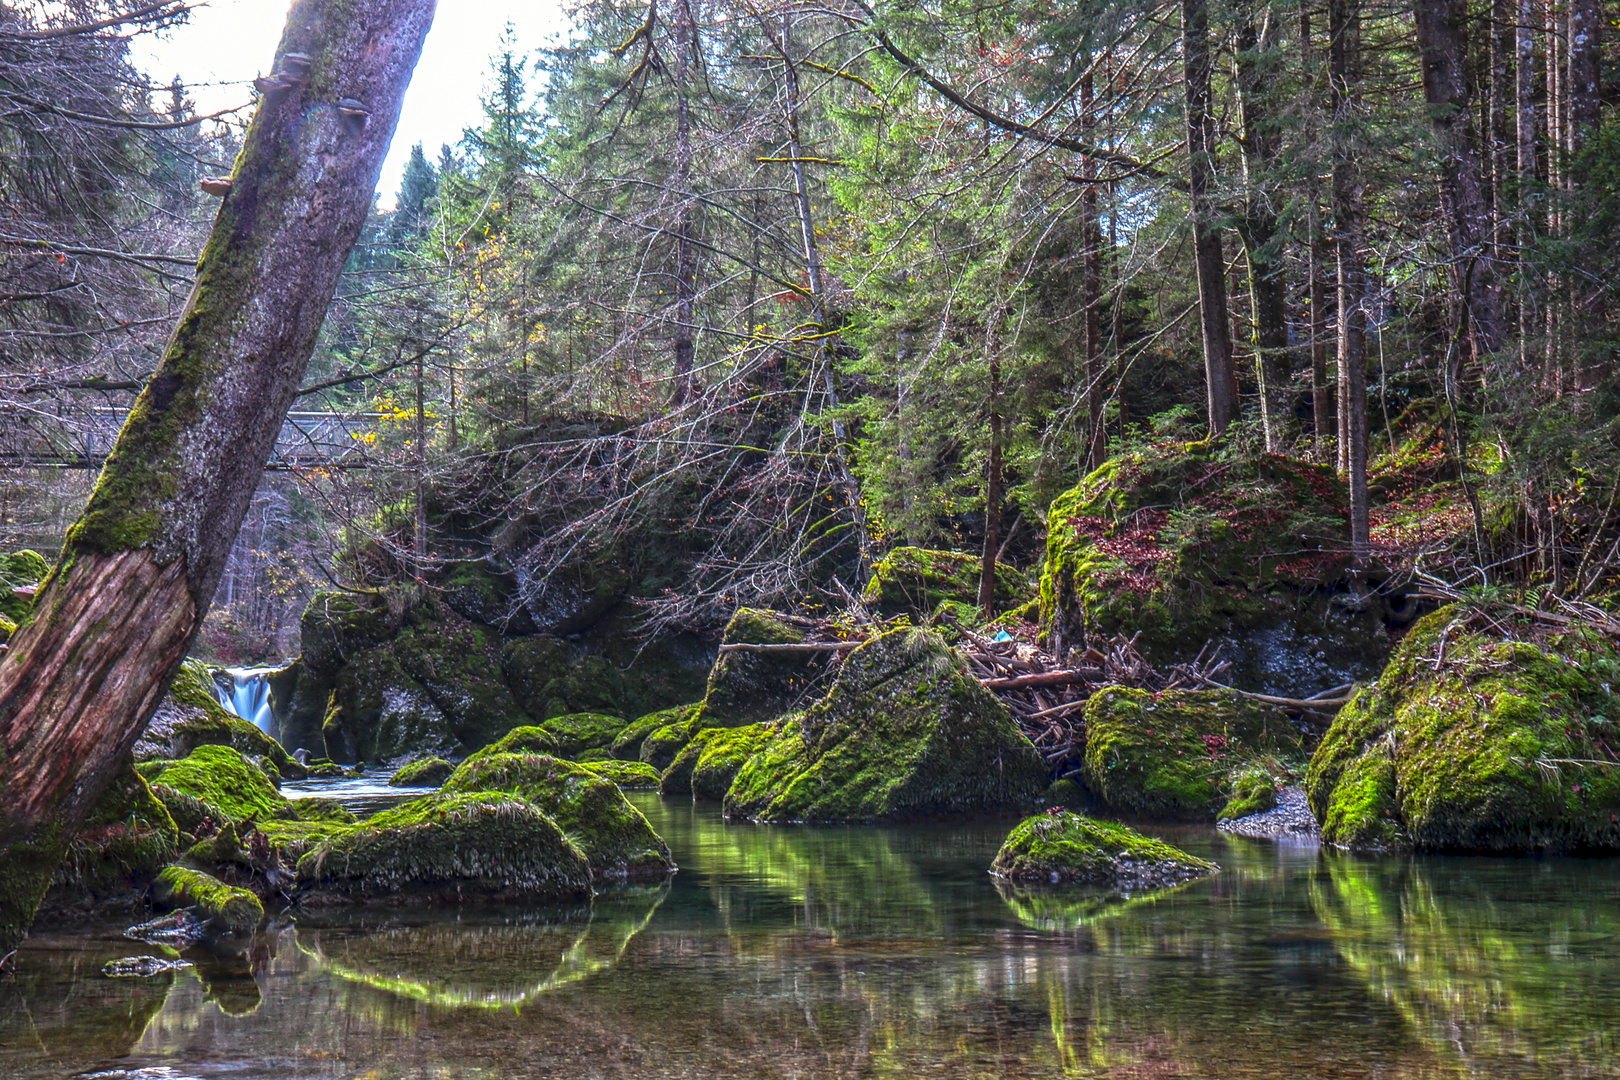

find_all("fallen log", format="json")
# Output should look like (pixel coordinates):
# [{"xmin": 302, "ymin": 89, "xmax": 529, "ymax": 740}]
[
  {"xmin": 980, "ymin": 669, "xmax": 1104, "ymax": 690},
  {"xmin": 1198, "ymin": 678, "xmax": 1355, "ymax": 711},
  {"xmin": 717, "ymin": 641, "xmax": 864, "ymax": 653}
]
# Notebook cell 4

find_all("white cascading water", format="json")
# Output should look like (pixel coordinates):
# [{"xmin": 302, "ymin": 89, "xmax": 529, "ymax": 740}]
[{"xmin": 213, "ymin": 668, "xmax": 279, "ymax": 739}]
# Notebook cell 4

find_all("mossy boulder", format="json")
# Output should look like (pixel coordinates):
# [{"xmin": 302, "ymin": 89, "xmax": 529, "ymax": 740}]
[
  {"xmin": 1306, "ymin": 606, "xmax": 1620, "ymax": 853},
  {"xmin": 581, "ymin": 759, "xmax": 661, "ymax": 789},
  {"xmin": 299, "ymin": 590, "xmax": 408, "ymax": 675},
  {"xmin": 152, "ymin": 866, "xmax": 262, "ymax": 935},
  {"xmin": 328, "ymin": 643, "xmax": 452, "ymax": 763},
  {"xmin": 0, "ymin": 548, "xmax": 48, "ymax": 625},
  {"xmin": 443, "ymin": 753, "xmax": 674, "ymax": 878},
  {"xmin": 1219, "ymin": 766, "xmax": 1281, "ymax": 821},
  {"xmin": 694, "ymin": 608, "xmax": 831, "ymax": 731},
  {"xmin": 390, "ymin": 757, "xmax": 454, "ymax": 787},
  {"xmin": 1039, "ymin": 439, "xmax": 1355, "ymax": 669},
  {"xmin": 502, "ymin": 636, "xmax": 623, "ymax": 720},
  {"xmin": 465, "ymin": 725, "xmax": 563, "ymax": 762},
  {"xmin": 861, "ymin": 546, "xmax": 1027, "ymax": 616},
  {"xmin": 439, "ymin": 559, "xmax": 530, "ymax": 630},
  {"xmin": 538, "ymin": 712, "xmax": 628, "ymax": 758},
  {"xmin": 723, "ymin": 628, "xmax": 1046, "ymax": 822},
  {"xmin": 137, "ymin": 660, "xmax": 304, "ymax": 779},
  {"xmin": 147, "ymin": 745, "xmax": 291, "ymax": 828},
  {"xmin": 48, "ymin": 762, "xmax": 178, "ymax": 904},
  {"xmin": 990, "ymin": 810, "xmax": 1218, "ymax": 887},
  {"xmin": 1081, "ymin": 687, "xmax": 1299, "ymax": 821},
  {"xmin": 661, "ymin": 723, "xmax": 773, "ymax": 798},
  {"xmin": 294, "ymin": 792, "xmax": 593, "ymax": 903},
  {"xmin": 620, "ymin": 703, "xmax": 700, "ymax": 764}
]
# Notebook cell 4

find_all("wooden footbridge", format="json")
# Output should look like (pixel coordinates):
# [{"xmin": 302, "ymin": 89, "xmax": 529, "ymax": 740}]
[{"xmin": 0, "ymin": 406, "xmax": 384, "ymax": 470}]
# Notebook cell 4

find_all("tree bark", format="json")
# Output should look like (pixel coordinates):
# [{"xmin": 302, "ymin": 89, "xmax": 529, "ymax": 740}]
[
  {"xmin": 0, "ymin": 0, "xmax": 436, "ymax": 954},
  {"xmin": 670, "ymin": 0, "xmax": 698, "ymax": 406},
  {"xmin": 978, "ymin": 354, "xmax": 1003, "ymax": 615},
  {"xmin": 1300, "ymin": 1, "xmax": 1335, "ymax": 461},
  {"xmin": 1082, "ymin": 72, "xmax": 1107, "ymax": 471},
  {"xmin": 1566, "ymin": 0, "xmax": 1600, "ymax": 151},
  {"xmin": 1182, "ymin": 0, "xmax": 1238, "ymax": 435},
  {"xmin": 1414, "ymin": 0, "xmax": 1505, "ymax": 358},
  {"xmin": 1330, "ymin": 0, "xmax": 1370, "ymax": 568},
  {"xmin": 1234, "ymin": 10, "xmax": 1292, "ymax": 452}
]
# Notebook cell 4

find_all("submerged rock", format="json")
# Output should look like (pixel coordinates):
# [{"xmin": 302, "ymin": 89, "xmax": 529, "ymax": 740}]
[
  {"xmin": 443, "ymin": 753, "xmax": 674, "ymax": 878},
  {"xmin": 723, "ymin": 628, "xmax": 1046, "ymax": 821},
  {"xmin": 861, "ymin": 546, "xmax": 1027, "ymax": 617},
  {"xmin": 152, "ymin": 866, "xmax": 263, "ymax": 935},
  {"xmin": 389, "ymin": 757, "xmax": 454, "ymax": 787},
  {"xmin": 102, "ymin": 955, "xmax": 193, "ymax": 978},
  {"xmin": 661, "ymin": 723, "xmax": 773, "ymax": 798},
  {"xmin": 1081, "ymin": 687, "xmax": 1300, "ymax": 821},
  {"xmin": 990, "ymin": 810, "xmax": 1218, "ymax": 887},
  {"xmin": 1307, "ymin": 606, "xmax": 1620, "ymax": 853},
  {"xmin": 295, "ymin": 792, "xmax": 593, "ymax": 903}
]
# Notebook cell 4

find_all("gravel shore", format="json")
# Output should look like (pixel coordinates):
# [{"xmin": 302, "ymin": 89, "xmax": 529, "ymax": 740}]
[{"xmin": 1217, "ymin": 786, "xmax": 1320, "ymax": 840}]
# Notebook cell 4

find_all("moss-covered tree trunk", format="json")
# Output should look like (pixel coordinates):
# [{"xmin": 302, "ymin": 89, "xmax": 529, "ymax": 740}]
[{"xmin": 0, "ymin": 0, "xmax": 436, "ymax": 955}]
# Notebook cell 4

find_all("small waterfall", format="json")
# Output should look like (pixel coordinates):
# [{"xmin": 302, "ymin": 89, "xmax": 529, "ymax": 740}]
[{"xmin": 213, "ymin": 668, "xmax": 279, "ymax": 740}]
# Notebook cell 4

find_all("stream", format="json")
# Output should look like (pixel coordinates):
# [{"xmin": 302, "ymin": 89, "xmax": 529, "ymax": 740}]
[{"xmin": 5, "ymin": 785, "xmax": 1620, "ymax": 1078}]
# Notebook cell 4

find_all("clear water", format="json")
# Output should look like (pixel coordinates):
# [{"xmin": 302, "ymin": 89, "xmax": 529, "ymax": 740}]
[{"xmin": 7, "ymin": 789, "xmax": 1620, "ymax": 1079}]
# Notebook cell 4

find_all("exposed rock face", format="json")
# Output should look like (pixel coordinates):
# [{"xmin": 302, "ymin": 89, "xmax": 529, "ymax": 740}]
[
  {"xmin": 861, "ymin": 546, "xmax": 1027, "ymax": 617},
  {"xmin": 442, "ymin": 753, "xmax": 674, "ymax": 879},
  {"xmin": 1081, "ymin": 688, "xmax": 1300, "ymax": 821},
  {"xmin": 295, "ymin": 792, "xmax": 593, "ymax": 903},
  {"xmin": 990, "ymin": 810, "xmax": 1218, "ymax": 887},
  {"xmin": 1038, "ymin": 439, "xmax": 1387, "ymax": 694},
  {"xmin": 723, "ymin": 628, "xmax": 1046, "ymax": 822},
  {"xmin": 1307, "ymin": 606, "xmax": 1620, "ymax": 853}
]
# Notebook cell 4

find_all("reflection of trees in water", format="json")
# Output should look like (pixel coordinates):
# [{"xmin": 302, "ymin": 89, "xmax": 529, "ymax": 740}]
[{"xmin": 1309, "ymin": 855, "xmax": 1620, "ymax": 1075}]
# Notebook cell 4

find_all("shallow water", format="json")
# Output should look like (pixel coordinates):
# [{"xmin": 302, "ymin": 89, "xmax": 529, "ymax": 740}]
[{"xmin": 7, "ymin": 789, "xmax": 1620, "ymax": 1079}]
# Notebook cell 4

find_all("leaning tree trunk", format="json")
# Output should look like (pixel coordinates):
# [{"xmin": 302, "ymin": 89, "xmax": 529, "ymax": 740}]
[{"xmin": 0, "ymin": 0, "xmax": 436, "ymax": 955}]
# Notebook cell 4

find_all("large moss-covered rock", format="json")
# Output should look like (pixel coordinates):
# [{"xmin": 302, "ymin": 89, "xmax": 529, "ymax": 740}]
[
  {"xmin": 502, "ymin": 635, "xmax": 622, "ymax": 719},
  {"xmin": 299, "ymin": 590, "xmax": 408, "ymax": 675},
  {"xmin": 147, "ymin": 745, "xmax": 291, "ymax": 828},
  {"xmin": 990, "ymin": 810, "xmax": 1218, "ymax": 887},
  {"xmin": 443, "ymin": 753, "xmax": 674, "ymax": 879},
  {"xmin": 582, "ymin": 759, "xmax": 661, "ymax": 789},
  {"xmin": 538, "ymin": 712, "xmax": 627, "ymax": 757},
  {"xmin": 465, "ymin": 724, "xmax": 563, "ymax": 762},
  {"xmin": 723, "ymin": 628, "xmax": 1046, "ymax": 822},
  {"xmin": 695, "ymin": 608, "xmax": 829, "ymax": 729},
  {"xmin": 152, "ymin": 866, "xmax": 262, "ymax": 935},
  {"xmin": 1039, "ymin": 439, "xmax": 1362, "ymax": 679},
  {"xmin": 661, "ymin": 723, "xmax": 773, "ymax": 798},
  {"xmin": 295, "ymin": 792, "xmax": 593, "ymax": 903},
  {"xmin": 622, "ymin": 704, "xmax": 700, "ymax": 766},
  {"xmin": 389, "ymin": 757, "xmax": 454, "ymax": 787},
  {"xmin": 1306, "ymin": 606, "xmax": 1620, "ymax": 853},
  {"xmin": 862, "ymin": 547, "xmax": 1027, "ymax": 616},
  {"xmin": 136, "ymin": 660, "xmax": 304, "ymax": 779},
  {"xmin": 1081, "ymin": 687, "xmax": 1299, "ymax": 821},
  {"xmin": 272, "ymin": 658, "xmax": 334, "ymax": 758},
  {"xmin": 439, "ymin": 559, "xmax": 531, "ymax": 630},
  {"xmin": 328, "ymin": 643, "xmax": 453, "ymax": 763}
]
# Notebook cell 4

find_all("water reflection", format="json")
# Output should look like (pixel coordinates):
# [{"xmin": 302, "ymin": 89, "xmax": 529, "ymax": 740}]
[{"xmin": 4, "ymin": 792, "xmax": 1620, "ymax": 1079}]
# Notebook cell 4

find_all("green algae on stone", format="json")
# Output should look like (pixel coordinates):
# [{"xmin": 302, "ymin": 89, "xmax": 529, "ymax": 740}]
[
  {"xmin": 662, "ymin": 723, "xmax": 773, "ymax": 798},
  {"xmin": 1306, "ymin": 605, "xmax": 1620, "ymax": 853},
  {"xmin": 990, "ymin": 810, "xmax": 1218, "ymax": 887},
  {"xmin": 1082, "ymin": 687, "xmax": 1299, "ymax": 821},
  {"xmin": 1219, "ymin": 766, "xmax": 1281, "ymax": 821},
  {"xmin": 723, "ymin": 628, "xmax": 1046, "ymax": 822},
  {"xmin": 296, "ymin": 792, "xmax": 593, "ymax": 903},
  {"xmin": 537, "ymin": 712, "xmax": 628, "ymax": 758},
  {"xmin": 581, "ymin": 759, "xmax": 661, "ymax": 789},
  {"xmin": 861, "ymin": 546, "xmax": 1028, "ymax": 617},
  {"xmin": 153, "ymin": 866, "xmax": 262, "ymax": 934},
  {"xmin": 389, "ymin": 757, "xmax": 454, "ymax": 787},
  {"xmin": 443, "ymin": 752, "xmax": 674, "ymax": 878},
  {"xmin": 148, "ymin": 745, "xmax": 291, "ymax": 827}
]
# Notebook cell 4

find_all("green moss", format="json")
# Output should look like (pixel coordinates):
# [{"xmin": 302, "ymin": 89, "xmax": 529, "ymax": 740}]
[
  {"xmin": 295, "ymin": 792, "xmax": 593, "ymax": 902},
  {"xmin": 148, "ymin": 745, "xmax": 290, "ymax": 826},
  {"xmin": 722, "ymin": 629, "xmax": 1047, "ymax": 822},
  {"xmin": 390, "ymin": 600, "xmax": 535, "ymax": 750},
  {"xmin": 861, "ymin": 547, "xmax": 1028, "ymax": 616},
  {"xmin": 0, "ymin": 549, "xmax": 47, "ymax": 625},
  {"xmin": 0, "ymin": 817, "xmax": 67, "ymax": 955},
  {"xmin": 389, "ymin": 757, "xmax": 454, "ymax": 787},
  {"xmin": 627, "ymin": 704, "xmax": 701, "ymax": 768},
  {"xmin": 1042, "ymin": 778, "xmax": 1087, "ymax": 808},
  {"xmin": 1307, "ymin": 605, "xmax": 1620, "ymax": 853},
  {"xmin": 443, "ymin": 753, "xmax": 674, "ymax": 878},
  {"xmin": 575, "ymin": 747, "xmax": 612, "ymax": 763},
  {"xmin": 990, "ymin": 810, "xmax": 1218, "ymax": 886},
  {"xmin": 1218, "ymin": 766, "xmax": 1281, "ymax": 821},
  {"xmin": 695, "ymin": 609, "xmax": 828, "ymax": 728},
  {"xmin": 466, "ymin": 725, "xmax": 562, "ymax": 762},
  {"xmin": 0, "ymin": 611, "xmax": 14, "ymax": 645},
  {"xmin": 1039, "ymin": 439, "xmax": 1350, "ymax": 659},
  {"xmin": 299, "ymin": 590, "xmax": 405, "ymax": 675},
  {"xmin": 580, "ymin": 759, "xmax": 661, "ymax": 789},
  {"xmin": 662, "ymin": 723, "xmax": 773, "ymax": 799},
  {"xmin": 1082, "ymin": 687, "xmax": 1299, "ymax": 821},
  {"xmin": 289, "ymin": 797, "xmax": 356, "ymax": 824},
  {"xmin": 502, "ymin": 636, "xmax": 624, "ymax": 720},
  {"xmin": 153, "ymin": 866, "xmax": 262, "ymax": 935},
  {"xmin": 538, "ymin": 712, "xmax": 628, "ymax": 757},
  {"xmin": 149, "ymin": 660, "xmax": 304, "ymax": 778},
  {"xmin": 52, "ymin": 761, "xmax": 179, "ymax": 896}
]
